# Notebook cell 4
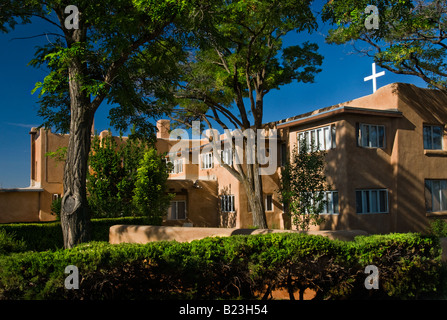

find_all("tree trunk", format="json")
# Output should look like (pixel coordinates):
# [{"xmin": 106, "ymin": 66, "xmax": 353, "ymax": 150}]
[
  {"xmin": 244, "ymin": 162, "xmax": 268, "ymax": 229},
  {"xmin": 252, "ymin": 161, "xmax": 267, "ymax": 228},
  {"xmin": 61, "ymin": 104, "xmax": 94, "ymax": 249},
  {"xmin": 60, "ymin": 57, "xmax": 94, "ymax": 249}
]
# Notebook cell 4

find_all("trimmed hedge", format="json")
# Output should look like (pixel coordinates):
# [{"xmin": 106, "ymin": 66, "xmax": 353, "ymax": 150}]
[
  {"xmin": 0, "ymin": 217, "xmax": 150, "ymax": 252},
  {"xmin": 0, "ymin": 232, "xmax": 444, "ymax": 300},
  {"xmin": 0, "ymin": 229, "xmax": 27, "ymax": 255},
  {"xmin": 345, "ymin": 233, "xmax": 443, "ymax": 299}
]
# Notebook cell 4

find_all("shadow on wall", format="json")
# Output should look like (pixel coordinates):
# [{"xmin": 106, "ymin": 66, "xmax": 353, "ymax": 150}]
[
  {"xmin": 323, "ymin": 98, "xmax": 436, "ymax": 234},
  {"xmin": 165, "ymin": 179, "xmax": 219, "ymax": 227},
  {"xmin": 108, "ymin": 224, "xmax": 368, "ymax": 244},
  {"xmin": 218, "ymin": 184, "xmax": 237, "ymax": 228},
  {"xmin": 394, "ymin": 83, "xmax": 447, "ymax": 125}
]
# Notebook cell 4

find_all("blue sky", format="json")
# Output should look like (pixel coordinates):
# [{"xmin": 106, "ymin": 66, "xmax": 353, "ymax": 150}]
[{"xmin": 0, "ymin": 7, "xmax": 428, "ymax": 188}]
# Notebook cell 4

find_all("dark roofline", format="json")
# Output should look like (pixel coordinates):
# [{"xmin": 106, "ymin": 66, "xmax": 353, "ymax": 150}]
[
  {"xmin": 276, "ymin": 106, "xmax": 402, "ymax": 129},
  {"xmin": 0, "ymin": 187, "xmax": 44, "ymax": 193}
]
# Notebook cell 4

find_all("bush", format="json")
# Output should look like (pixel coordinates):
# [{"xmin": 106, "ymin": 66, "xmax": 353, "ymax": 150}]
[
  {"xmin": 428, "ymin": 219, "xmax": 447, "ymax": 238},
  {"xmin": 133, "ymin": 148, "xmax": 174, "ymax": 224},
  {"xmin": 0, "ymin": 216, "xmax": 150, "ymax": 252},
  {"xmin": 0, "ymin": 232, "xmax": 443, "ymax": 300},
  {"xmin": 240, "ymin": 233, "xmax": 351, "ymax": 299},
  {"xmin": 0, "ymin": 229, "xmax": 27, "ymax": 255},
  {"xmin": 50, "ymin": 197, "xmax": 62, "ymax": 220},
  {"xmin": 87, "ymin": 133, "xmax": 145, "ymax": 218},
  {"xmin": 345, "ymin": 233, "xmax": 443, "ymax": 299}
]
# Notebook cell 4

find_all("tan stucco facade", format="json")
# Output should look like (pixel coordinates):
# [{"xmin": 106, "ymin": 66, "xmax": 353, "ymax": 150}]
[
  {"xmin": 0, "ymin": 128, "xmax": 67, "ymax": 223},
  {"xmin": 2, "ymin": 82, "xmax": 447, "ymax": 234},
  {"xmin": 277, "ymin": 83, "xmax": 447, "ymax": 233}
]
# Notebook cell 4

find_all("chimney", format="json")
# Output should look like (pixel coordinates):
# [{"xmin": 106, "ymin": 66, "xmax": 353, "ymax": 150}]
[{"xmin": 156, "ymin": 119, "xmax": 170, "ymax": 139}]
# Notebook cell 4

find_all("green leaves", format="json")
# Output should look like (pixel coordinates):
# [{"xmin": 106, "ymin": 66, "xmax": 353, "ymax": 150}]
[
  {"xmin": 1, "ymin": 232, "xmax": 442, "ymax": 299},
  {"xmin": 132, "ymin": 148, "xmax": 174, "ymax": 224},
  {"xmin": 87, "ymin": 133, "xmax": 150, "ymax": 218},
  {"xmin": 169, "ymin": 0, "xmax": 323, "ymax": 130},
  {"xmin": 279, "ymin": 136, "xmax": 328, "ymax": 231},
  {"xmin": 322, "ymin": 0, "xmax": 447, "ymax": 92}
]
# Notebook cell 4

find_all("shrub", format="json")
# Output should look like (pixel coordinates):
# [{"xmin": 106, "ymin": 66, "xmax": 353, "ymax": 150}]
[
  {"xmin": 428, "ymin": 219, "xmax": 447, "ymax": 238},
  {"xmin": 345, "ymin": 233, "xmax": 443, "ymax": 299},
  {"xmin": 0, "ymin": 216, "xmax": 150, "ymax": 252},
  {"xmin": 87, "ymin": 133, "xmax": 146, "ymax": 218},
  {"xmin": 50, "ymin": 197, "xmax": 62, "ymax": 220},
  {"xmin": 0, "ymin": 232, "xmax": 443, "ymax": 300},
  {"xmin": 133, "ymin": 148, "xmax": 174, "ymax": 224},
  {"xmin": 278, "ymin": 137, "xmax": 328, "ymax": 231},
  {"xmin": 0, "ymin": 229, "xmax": 27, "ymax": 255},
  {"xmin": 240, "ymin": 233, "xmax": 352, "ymax": 299}
]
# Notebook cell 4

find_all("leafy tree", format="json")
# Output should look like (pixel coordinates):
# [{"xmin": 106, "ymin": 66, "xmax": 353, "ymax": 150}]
[
  {"xmin": 133, "ymin": 148, "xmax": 174, "ymax": 225},
  {"xmin": 278, "ymin": 137, "xmax": 327, "ymax": 231},
  {"xmin": 0, "ymin": 0, "xmax": 192, "ymax": 248},
  {"xmin": 87, "ymin": 132, "xmax": 147, "ymax": 218},
  {"xmin": 167, "ymin": 0, "xmax": 323, "ymax": 228},
  {"xmin": 322, "ymin": 0, "xmax": 447, "ymax": 93},
  {"xmin": 428, "ymin": 218, "xmax": 447, "ymax": 237},
  {"xmin": 50, "ymin": 197, "xmax": 62, "ymax": 220}
]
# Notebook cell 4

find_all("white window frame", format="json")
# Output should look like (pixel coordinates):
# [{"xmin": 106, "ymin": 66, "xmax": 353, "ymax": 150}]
[
  {"xmin": 356, "ymin": 189, "xmax": 389, "ymax": 214},
  {"xmin": 425, "ymin": 179, "xmax": 447, "ymax": 212},
  {"xmin": 221, "ymin": 194, "xmax": 235, "ymax": 212},
  {"xmin": 201, "ymin": 152, "xmax": 214, "ymax": 169},
  {"xmin": 221, "ymin": 148, "xmax": 233, "ymax": 166},
  {"xmin": 300, "ymin": 191, "xmax": 339, "ymax": 215},
  {"xmin": 167, "ymin": 200, "xmax": 187, "ymax": 220},
  {"xmin": 423, "ymin": 125, "xmax": 443, "ymax": 150},
  {"xmin": 297, "ymin": 125, "xmax": 336, "ymax": 152},
  {"xmin": 358, "ymin": 123, "xmax": 385, "ymax": 148},
  {"xmin": 320, "ymin": 191, "xmax": 339, "ymax": 215},
  {"xmin": 171, "ymin": 159, "xmax": 183, "ymax": 174},
  {"xmin": 265, "ymin": 194, "xmax": 274, "ymax": 212}
]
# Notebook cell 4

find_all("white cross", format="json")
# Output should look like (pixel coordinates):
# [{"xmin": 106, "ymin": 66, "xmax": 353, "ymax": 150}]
[{"xmin": 364, "ymin": 62, "xmax": 385, "ymax": 93}]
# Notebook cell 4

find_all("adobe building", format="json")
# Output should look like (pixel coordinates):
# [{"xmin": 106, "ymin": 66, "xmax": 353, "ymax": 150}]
[
  {"xmin": 277, "ymin": 83, "xmax": 447, "ymax": 233},
  {"xmin": 1, "ymin": 82, "xmax": 447, "ymax": 234}
]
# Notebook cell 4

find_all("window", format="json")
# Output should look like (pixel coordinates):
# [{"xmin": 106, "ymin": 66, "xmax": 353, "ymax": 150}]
[
  {"xmin": 297, "ymin": 125, "xmax": 336, "ymax": 152},
  {"xmin": 167, "ymin": 201, "xmax": 186, "ymax": 220},
  {"xmin": 423, "ymin": 125, "xmax": 443, "ymax": 150},
  {"xmin": 321, "ymin": 191, "xmax": 339, "ymax": 215},
  {"xmin": 170, "ymin": 159, "xmax": 183, "ymax": 174},
  {"xmin": 425, "ymin": 180, "xmax": 447, "ymax": 212},
  {"xmin": 221, "ymin": 148, "xmax": 233, "ymax": 166},
  {"xmin": 358, "ymin": 124, "xmax": 385, "ymax": 148},
  {"xmin": 301, "ymin": 191, "xmax": 339, "ymax": 215},
  {"xmin": 201, "ymin": 152, "xmax": 214, "ymax": 169},
  {"xmin": 356, "ymin": 189, "xmax": 388, "ymax": 214},
  {"xmin": 265, "ymin": 194, "xmax": 273, "ymax": 212},
  {"xmin": 221, "ymin": 195, "xmax": 235, "ymax": 212},
  {"xmin": 279, "ymin": 142, "xmax": 287, "ymax": 166}
]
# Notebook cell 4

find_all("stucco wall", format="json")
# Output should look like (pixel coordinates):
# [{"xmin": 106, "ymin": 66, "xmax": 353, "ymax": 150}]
[
  {"xmin": 0, "ymin": 189, "xmax": 42, "ymax": 223},
  {"xmin": 109, "ymin": 224, "xmax": 368, "ymax": 244},
  {"xmin": 346, "ymin": 83, "xmax": 447, "ymax": 233},
  {"xmin": 165, "ymin": 179, "xmax": 219, "ymax": 227},
  {"xmin": 282, "ymin": 83, "xmax": 447, "ymax": 234}
]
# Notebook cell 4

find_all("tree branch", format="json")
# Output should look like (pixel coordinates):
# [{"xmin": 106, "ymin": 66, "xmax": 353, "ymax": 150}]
[
  {"xmin": 201, "ymin": 116, "xmax": 246, "ymax": 182},
  {"xmin": 91, "ymin": 22, "xmax": 172, "ymax": 112},
  {"xmin": 9, "ymin": 32, "xmax": 64, "ymax": 41}
]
